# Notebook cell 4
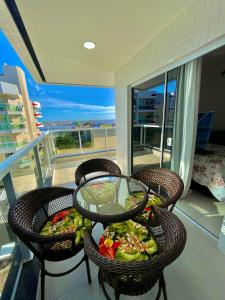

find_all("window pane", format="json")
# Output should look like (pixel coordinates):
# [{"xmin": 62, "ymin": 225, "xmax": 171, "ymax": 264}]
[
  {"xmin": 11, "ymin": 150, "xmax": 39, "ymax": 196},
  {"xmin": 132, "ymin": 74, "xmax": 165, "ymax": 172}
]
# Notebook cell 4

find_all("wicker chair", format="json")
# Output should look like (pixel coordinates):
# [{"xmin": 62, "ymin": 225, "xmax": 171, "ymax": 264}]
[
  {"xmin": 132, "ymin": 168, "xmax": 184, "ymax": 212},
  {"xmin": 8, "ymin": 187, "xmax": 92, "ymax": 300},
  {"xmin": 84, "ymin": 207, "xmax": 186, "ymax": 300},
  {"xmin": 75, "ymin": 158, "xmax": 121, "ymax": 186}
]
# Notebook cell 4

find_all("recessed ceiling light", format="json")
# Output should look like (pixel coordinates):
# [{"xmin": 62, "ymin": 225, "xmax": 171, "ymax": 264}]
[{"xmin": 83, "ymin": 41, "xmax": 96, "ymax": 49}]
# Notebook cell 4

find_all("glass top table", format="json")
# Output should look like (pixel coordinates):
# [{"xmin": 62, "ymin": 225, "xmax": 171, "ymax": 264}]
[{"xmin": 73, "ymin": 175, "xmax": 148, "ymax": 223}]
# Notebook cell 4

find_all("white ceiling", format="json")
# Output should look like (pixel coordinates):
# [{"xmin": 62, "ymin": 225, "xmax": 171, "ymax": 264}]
[{"xmin": 14, "ymin": 0, "xmax": 192, "ymax": 86}]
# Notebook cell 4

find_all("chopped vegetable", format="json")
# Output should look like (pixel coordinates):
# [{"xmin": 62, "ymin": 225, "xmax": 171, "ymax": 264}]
[
  {"xmin": 40, "ymin": 208, "xmax": 92, "ymax": 246},
  {"xmin": 98, "ymin": 220, "xmax": 158, "ymax": 262}
]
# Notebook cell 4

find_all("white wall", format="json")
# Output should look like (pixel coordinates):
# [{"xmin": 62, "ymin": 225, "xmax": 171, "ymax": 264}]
[
  {"xmin": 199, "ymin": 53, "xmax": 225, "ymax": 130},
  {"xmin": 115, "ymin": 0, "xmax": 225, "ymax": 174}
]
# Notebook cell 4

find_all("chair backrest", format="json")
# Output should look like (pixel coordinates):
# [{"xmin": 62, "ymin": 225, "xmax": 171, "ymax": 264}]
[
  {"xmin": 132, "ymin": 168, "xmax": 184, "ymax": 210},
  {"xmin": 75, "ymin": 158, "xmax": 121, "ymax": 186},
  {"xmin": 8, "ymin": 187, "xmax": 74, "ymax": 243}
]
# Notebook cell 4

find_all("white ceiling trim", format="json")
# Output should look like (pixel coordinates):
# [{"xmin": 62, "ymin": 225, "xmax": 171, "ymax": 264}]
[{"xmin": 0, "ymin": 1, "xmax": 42, "ymax": 83}]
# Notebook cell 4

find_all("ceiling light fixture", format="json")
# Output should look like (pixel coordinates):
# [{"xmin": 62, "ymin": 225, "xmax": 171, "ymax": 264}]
[{"xmin": 83, "ymin": 41, "xmax": 96, "ymax": 49}]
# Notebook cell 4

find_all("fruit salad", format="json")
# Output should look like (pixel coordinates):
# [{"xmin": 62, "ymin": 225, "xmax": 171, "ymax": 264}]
[
  {"xmin": 40, "ymin": 208, "xmax": 92, "ymax": 245},
  {"xmin": 81, "ymin": 182, "xmax": 116, "ymax": 205},
  {"xmin": 98, "ymin": 220, "xmax": 158, "ymax": 261}
]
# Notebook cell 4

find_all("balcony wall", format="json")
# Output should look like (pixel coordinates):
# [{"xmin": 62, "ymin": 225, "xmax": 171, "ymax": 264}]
[{"xmin": 115, "ymin": 0, "xmax": 225, "ymax": 174}]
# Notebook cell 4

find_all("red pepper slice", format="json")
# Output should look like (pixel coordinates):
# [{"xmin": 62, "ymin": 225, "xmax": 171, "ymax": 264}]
[
  {"xmin": 51, "ymin": 210, "xmax": 71, "ymax": 224},
  {"xmin": 99, "ymin": 235, "xmax": 105, "ymax": 245},
  {"xmin": 112, "ymin": 241, "xmax": 121, "ymax": 249},
  {"xmin": 144, "ymin": 207, "xmax": 151, "ymax": 211},
  {"xmin": 99, "ymin": 243, "xmax": 107, "ymax": 255},
  {"xmin": 105, "ymin": 247, "xmax": 115, "ymax": 260}
]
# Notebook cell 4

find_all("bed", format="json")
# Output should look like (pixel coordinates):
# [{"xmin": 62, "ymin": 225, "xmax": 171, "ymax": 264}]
[{"xmin": 192, "ymin": 143, "xmax": 225, "ymax": 202}]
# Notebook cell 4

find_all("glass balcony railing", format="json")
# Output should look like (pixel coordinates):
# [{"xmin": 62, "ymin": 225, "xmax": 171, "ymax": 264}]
[
  {"xmin": 0, "ymin": 127, "xmax": 117, "ymax": 299},
  {"xmin": 0, "ymin": 104, "xmax": 23, "ymax": 113},
  {"xmin": 11, "ymin": 123, "xmax": 25, "ymax": 130},
  {"xmin": 53, "ymin": 127, "xmax": 116, "ymax": 156},
  {"xmin": 0, "ymin": 123, "xmax": 25, "ymax": 131},
  {"xmin": 0, "ymin": 141, "xmax": 26, "ymax": 150}
]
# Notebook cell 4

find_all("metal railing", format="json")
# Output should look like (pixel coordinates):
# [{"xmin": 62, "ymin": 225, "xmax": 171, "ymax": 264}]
[
  {"xmin": 52, "ymin": 127, "xmax": 116, "ymax": 158},
  {"xmin": 133, "ymin": 124, "xmax": 173, "ymax": 148}
]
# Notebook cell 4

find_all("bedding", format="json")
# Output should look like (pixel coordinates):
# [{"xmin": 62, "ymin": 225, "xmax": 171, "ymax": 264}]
[{"xmin": 192, "ymin": 144, "xmax": 225, "ymax": 202}]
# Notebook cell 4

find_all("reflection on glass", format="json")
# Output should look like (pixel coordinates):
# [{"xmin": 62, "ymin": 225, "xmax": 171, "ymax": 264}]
[
  {"xmin": 11, "ymin": 150, "xmax": 39, "ymax": 196},
  {"xmin": 132, "ymin": 69, "xmax": 178, "ymax": 172},
  {"xmin": 132, "ymin": 74, "xmax": 165, "ymax": 172},
  {"xmin": 162, "ymin": 69, "xmax": 178, "ymax": 168},
  {"xmin": 0, "ymin": 181, "xmax": 17, "ymax": 296},
  {"xmin": 38, "ymin": 142, "xmax": 49, "ymax": 181},
  {"xmin": 76, "ymin": 176, "xmax": 147, "ymax": 216},
  {"xmin": 106, "ymin": 128, "xmax": 116, "ymax": 149}
]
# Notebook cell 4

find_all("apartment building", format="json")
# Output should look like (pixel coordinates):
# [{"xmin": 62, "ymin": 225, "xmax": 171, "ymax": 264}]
[{"xmin": 0, "ymin": 65, "xmax": 42, "ymax": 160}]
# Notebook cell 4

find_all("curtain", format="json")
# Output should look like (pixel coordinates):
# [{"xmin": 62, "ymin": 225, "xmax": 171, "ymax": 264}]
[{"xmin": 171, "ymin": 58, "xmax": 202, "ymax": 197}]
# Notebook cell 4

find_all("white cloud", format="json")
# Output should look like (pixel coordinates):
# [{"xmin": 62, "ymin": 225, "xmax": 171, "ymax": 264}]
[{"xmin": 42, "ymin": 98, "xmax": 115, "ymax": 113}]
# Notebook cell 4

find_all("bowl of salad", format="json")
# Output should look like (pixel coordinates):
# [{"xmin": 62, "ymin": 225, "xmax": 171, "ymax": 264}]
[{"xmin": 98, "ymin": 219, "xmax": 158, "ymax": 261}]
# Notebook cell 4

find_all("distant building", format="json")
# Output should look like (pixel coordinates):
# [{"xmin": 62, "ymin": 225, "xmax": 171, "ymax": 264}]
[
  {"xmin": 0, "ymin": 65, "xmax": 42, "ymax": 159},
  {"xmin": 133, "ymin": 89, "xmax": 175, "ymax": 125}
]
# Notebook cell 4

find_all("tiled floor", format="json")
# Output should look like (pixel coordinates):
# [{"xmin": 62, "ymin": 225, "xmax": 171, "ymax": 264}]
[
  {"xmin": 36, "ymin": 209, "xmax": 225, "ymax": 300},
  {"xmin": 176, "ymin": 190, "xmax": 225, "ymax": 237},
  {"xmin": 53, "ymin": 152, "xmax": 116, "ymax": 186}
]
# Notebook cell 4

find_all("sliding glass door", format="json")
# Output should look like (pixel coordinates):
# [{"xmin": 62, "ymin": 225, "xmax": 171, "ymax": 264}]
[{"xmin": 131, "ymin": 68, "xmax": 178, "ymax": 173}]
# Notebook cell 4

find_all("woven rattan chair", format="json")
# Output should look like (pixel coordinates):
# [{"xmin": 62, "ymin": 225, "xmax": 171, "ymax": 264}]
[
  {"xmin": 132, "ymin": 168, "xmax": 184, "ymax": 212},
  {"xmin": 84, "ymin": 207, "xmax": 186, "ymax": 300},
  {"xmin": 75, "ymin": 158, "xmax": 121, "ymax": 186},
  {"xmin": 8, "ymin": 187, "xmax": 92, "ymax": 300}
]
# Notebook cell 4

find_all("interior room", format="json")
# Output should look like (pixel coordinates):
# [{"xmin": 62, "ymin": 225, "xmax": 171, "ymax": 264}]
[{"xmin": 176, "ymin": 46, "xmax": 225, "ymax": 238}]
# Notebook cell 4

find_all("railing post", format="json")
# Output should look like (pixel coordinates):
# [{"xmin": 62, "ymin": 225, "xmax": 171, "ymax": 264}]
[
  {"xmin": 44, "ymin": 138, "xmax": 52, "ymax": 176},
  {"xmin": 105, "ymin": 128, "xmax": 108, "ymax": 149},
  {"xmin": 78, "ymin": 130, "xmax": 83, "ymax": 153},
  {"xmin": 3, "ymin": 172, "xmax": 16, "ymax": 205},
  {"xmin": 140, "ymin": 126, "xmax": 143, "ymax": 146},
  {"xmin": 50, "ymin": 132, "xmax": 56, "ymax": 156},
  {"xmin": 143, "ymin": 126, "xmax": 146, "ymax": 145},
  {"xmin": 33, "ymin": 145, "xmax": 44, "ymax": 187}
]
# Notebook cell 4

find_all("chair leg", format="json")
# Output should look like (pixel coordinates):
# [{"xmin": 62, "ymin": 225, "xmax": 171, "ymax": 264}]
[
  {"xmin": 99, "ymin": 271, "xmax": 111, "ymax": 300},
  {"xmin": 161, "ymin": 272, "xmax": 168, "ymax": 300},
  {"xmin": 84, "ymin": 254, "xmax": 92, "ymax": 284},
  {"xmin": 40, "ymin": 261, "xmax": 45, "ymax": 300},
  {"xmin": 98, "ymin": 269, "xmax": 101, "ymax": 284},
  {"xmin": 113, "ymin": 276, "xmax": 120, "ymax": 300},
  {"xmin": 155, "ymin": 272, "xmax": 163, "ymax": 300},
  {"xmin": 115, "ymin": 291, "xmax": 120, "ymax": 300}
]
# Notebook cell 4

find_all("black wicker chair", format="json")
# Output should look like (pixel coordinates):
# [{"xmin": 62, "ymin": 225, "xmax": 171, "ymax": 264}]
[
  {"xmin": 84, "ymin": 207, "xmax": 186, "ymax": 300},
  {"xmin": 132, "ymin": 168, "xmax": 184, "ymax": 212},
  {"xmin": 75, "ymin": 158, "xmax": 121, "ymax": 186},
  {"xmin": 8, "ymin": 187, "xmax": 92, "ymax": 300}
]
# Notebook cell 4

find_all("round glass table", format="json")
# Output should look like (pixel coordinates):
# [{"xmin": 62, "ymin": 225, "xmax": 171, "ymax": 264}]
[{"xmin": 73, "ymin": 175, "xmax": 148, "ymax": 223}]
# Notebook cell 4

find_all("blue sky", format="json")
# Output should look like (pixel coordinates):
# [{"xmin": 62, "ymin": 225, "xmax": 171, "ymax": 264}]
[{"xmin": 0, "ymin": 31, "xmax": 115, "ymax": 122}]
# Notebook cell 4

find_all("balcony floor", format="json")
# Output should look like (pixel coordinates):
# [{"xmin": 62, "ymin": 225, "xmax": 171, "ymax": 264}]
[
  {"xmin": 53, "ymin": 151, "xmax": 116, "ymax": 188},
  {"xmin": 37, "ymin": 204, "xmax": 225, "ymax": 299}
]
